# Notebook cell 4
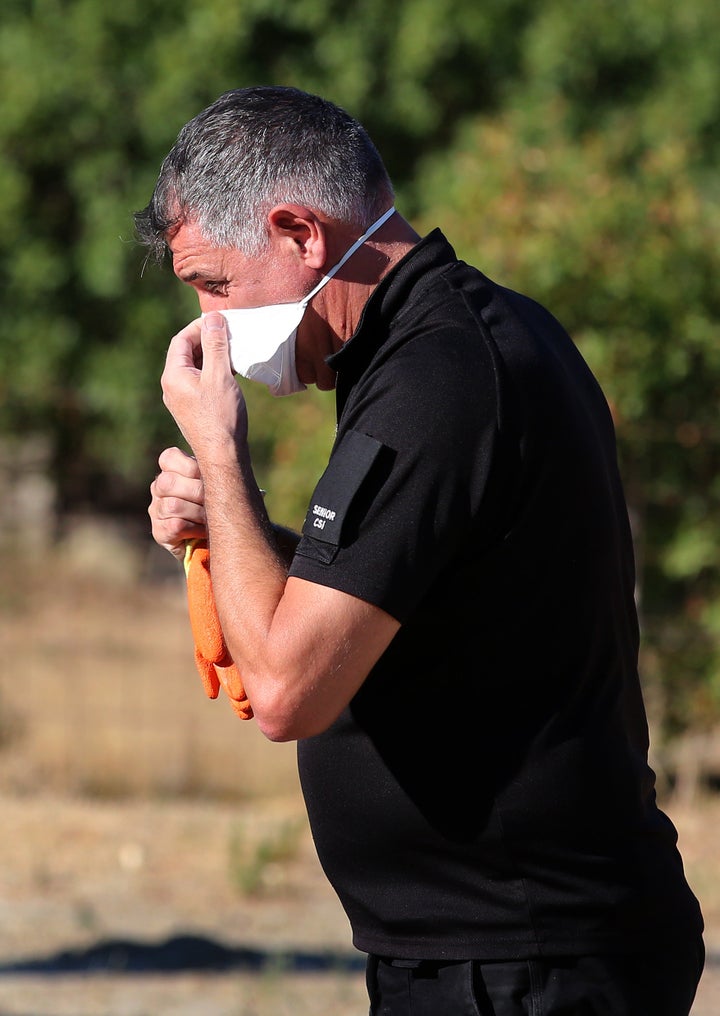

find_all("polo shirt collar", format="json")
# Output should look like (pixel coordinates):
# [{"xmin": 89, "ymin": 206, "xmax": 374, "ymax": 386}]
[{"xmin": 326, "ymin": 228, "xmax": 456, "ymax": 382}]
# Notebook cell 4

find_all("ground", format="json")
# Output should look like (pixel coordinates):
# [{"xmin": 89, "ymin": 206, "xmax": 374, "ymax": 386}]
[
  {"xmin": 0, "ymin": 551, "xmax": 718, "ymax": 1014},
  {"xmin": 0, "ymin": 791, "xmax": 369, "ymax": 1015},
  {"xmin": 0, "ymin": 792, "xmax": 714, "ymax": 1016},
  {"xmin": 0, "ymin": 791, "xmax": 717, "ymax": 1015}
]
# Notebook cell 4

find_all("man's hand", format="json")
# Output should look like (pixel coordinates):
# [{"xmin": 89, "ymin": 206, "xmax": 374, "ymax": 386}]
[
  {"xmin": 160, "ymin": 313, "xmax": 248, "ymax": 460},
  {"xmin": 149, "ymin": 447, "xmax": 206, "ymax": 559},
  {"xmin": 150, "ymin": 312, "xmax": 250, "ymax": 560}
]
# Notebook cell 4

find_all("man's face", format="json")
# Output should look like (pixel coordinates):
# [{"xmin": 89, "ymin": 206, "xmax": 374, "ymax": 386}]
[
  {"xmin": 167, "ymin": 219, "xmax": 338, "ymax": 390},
  {"xmin": 168, "ymin": 220, "xmax": 307, "ymax": 313}
]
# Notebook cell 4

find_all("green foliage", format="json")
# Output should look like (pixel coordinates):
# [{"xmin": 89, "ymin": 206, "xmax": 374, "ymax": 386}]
[
  {"xmin": 1, "ymin": 0, "xmax": 718, "ymax": 733},
  {"xmin": 240, "ymin": 382, "xmax": 337, "ymax": 530},
  {"xmin": 0, "ymin": 1, "xmax": 193, "ymax": 508},
  {"xmin": 0, "ymin": 0, "xmax": 533, "ymax": 511}
]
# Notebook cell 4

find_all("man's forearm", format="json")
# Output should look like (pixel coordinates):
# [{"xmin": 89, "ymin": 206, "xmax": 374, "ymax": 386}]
[{"xmin": 201, "ymin": 445, "xmax": 288, "ymax": 634}]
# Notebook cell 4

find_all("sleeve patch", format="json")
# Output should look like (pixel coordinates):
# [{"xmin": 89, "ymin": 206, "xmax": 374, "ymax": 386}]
[{"xmin": 299, "ymin": 430, "xmax": 385, "ymax": 548}]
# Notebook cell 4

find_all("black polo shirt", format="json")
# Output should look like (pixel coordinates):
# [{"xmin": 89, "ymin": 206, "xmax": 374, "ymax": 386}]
[{"xmin": 288, "ymin": 230, "xmax": 703, "ymax": 960}]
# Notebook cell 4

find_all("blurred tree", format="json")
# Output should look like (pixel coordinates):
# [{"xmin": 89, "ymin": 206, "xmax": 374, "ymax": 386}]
[
  {"xmin": 0, "ymin": 0, "xmax": 718, "ymax": 735},
  {"xmin": 0, "ymin": 0, "xmax": 195, "ymax": 516},
  {"xmin": 0, "ymin": 0, "xmax": 533, "ymax": 520}
]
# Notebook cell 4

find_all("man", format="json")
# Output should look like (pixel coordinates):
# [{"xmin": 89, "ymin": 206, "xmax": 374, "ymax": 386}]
[{"xmin": 138, "ymin": 86, "xmax": 703, "ymax": 1014}]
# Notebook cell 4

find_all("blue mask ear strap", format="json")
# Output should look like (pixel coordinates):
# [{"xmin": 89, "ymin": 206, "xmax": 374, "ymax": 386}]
[{"xmin": 301, "ymin": 206, "xmax": 396, "ymax": 307}]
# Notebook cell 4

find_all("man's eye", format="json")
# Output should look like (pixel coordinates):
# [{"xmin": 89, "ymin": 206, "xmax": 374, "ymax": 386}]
[{"xmin": 204, "ymin": 280, "xmax": 227, "ymax": 295}]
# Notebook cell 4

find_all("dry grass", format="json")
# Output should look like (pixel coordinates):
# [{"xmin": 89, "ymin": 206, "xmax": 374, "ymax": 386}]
[
  {"xmin": 0, "ymin": 545, "xmax": 299, "ymax": 801},
  {"xmin": 0, "ymin": 546, "xmax": 368, "ymax": 1012},
  {"xmin": 0, "ymin": 547, "xmax": 718, "ymax": 1014}
]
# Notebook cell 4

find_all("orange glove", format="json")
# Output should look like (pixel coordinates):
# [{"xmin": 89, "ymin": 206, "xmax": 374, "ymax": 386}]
[{"xmin": 184, "ymin": 540, "xmax": 253, "ymax": 720}]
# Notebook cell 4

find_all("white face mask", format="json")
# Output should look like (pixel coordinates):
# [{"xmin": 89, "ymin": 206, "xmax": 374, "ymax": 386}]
[{"xmin": 204, "ymin": 206, "xmax": 395, "ymax": 397}]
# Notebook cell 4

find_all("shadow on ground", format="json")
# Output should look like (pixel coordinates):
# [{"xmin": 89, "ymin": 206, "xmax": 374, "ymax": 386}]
[
  {"xmin": 0, "ymin": 935, "xmax": 717, "ymax": 978},
  {"xmin": 0, "ymin": 933, "xmax": 366, "ymax": 976}
]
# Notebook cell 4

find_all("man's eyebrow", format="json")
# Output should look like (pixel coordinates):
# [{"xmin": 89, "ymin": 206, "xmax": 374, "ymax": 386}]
[
  {"xmin": 175, "ymin": 268, "xmax": 217, "ymax": 284},
  {"xmin": 173, "ymin": 259, "xmax": 227, "ymax": 284}
]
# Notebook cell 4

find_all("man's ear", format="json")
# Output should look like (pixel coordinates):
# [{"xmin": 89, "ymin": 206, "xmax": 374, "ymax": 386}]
[{"xmin": 267, "ymin": 204, "xmax": 327, "ymax": 270}]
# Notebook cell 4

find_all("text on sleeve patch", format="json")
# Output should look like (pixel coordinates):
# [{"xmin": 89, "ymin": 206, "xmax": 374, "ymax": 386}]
[{"xmin": 300, "ymin": 430, "xmax": 385, "ymax": 546}]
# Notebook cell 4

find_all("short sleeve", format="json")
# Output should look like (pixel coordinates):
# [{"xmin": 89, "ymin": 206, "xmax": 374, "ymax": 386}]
[
  {"xmin": 294, "ymin": 429, "xmax": 386, "ymax": 565},
  {"xmin": 289, "ymin": 345, "xmax": 502, "ymax": 621}
]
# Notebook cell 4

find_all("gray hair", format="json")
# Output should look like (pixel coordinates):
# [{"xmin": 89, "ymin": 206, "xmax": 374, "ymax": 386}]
[{"xmin": 135, "ymin": 86, "xmax": 395, "ymax": 260}]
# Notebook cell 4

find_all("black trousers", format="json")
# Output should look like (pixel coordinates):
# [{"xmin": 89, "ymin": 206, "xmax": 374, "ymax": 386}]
[{"xmin": 366, "ymin": 938, "xmax": 705, "ymax": 1016}]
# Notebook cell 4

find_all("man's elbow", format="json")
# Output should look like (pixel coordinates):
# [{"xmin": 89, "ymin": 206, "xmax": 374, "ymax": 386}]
[
  {"xmin": 249, "ymin": 679, "xmax": 337, "ymax": 743},
  {"xmin": 254, "ymin": 708, "xmax": 333, "ymax": 743}
]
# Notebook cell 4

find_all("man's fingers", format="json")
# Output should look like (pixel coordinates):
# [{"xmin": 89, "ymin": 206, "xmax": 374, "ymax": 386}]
[
  {"xmin": 151, "ymin": 490, "xmax": 206, "ymax": 524},
  {"xmin": 148, "ymin": 487, "xmax": 207, "ymax": 558},
  {"xmin": 151, "ymin": 511, "xmax": 206, "ymax": 547},
  {"xmin": 162, "ymin": 314, "xmax": 232, "ymax": 385},
  {"xmin": 199, "ymin": 312, "xmax": 234, "ymax": 380},
  {"xmin": 158, "ymin": 311, "xmax": 247, "ymax": 467},
  {"xmin": 157, "ymin": 446, "xmax": 201, "ymax": 478},
  {"xmin": 152, "ymin": 451, "xmax": 205, "ymax": 511},
  {"xmin": 162, "ymin": 318, "xmax": 203, "ymax": 379},
  {"xmin": 148, "ymin": 448, "xmax": 207, "ymax": 558},
  {"xmin": 150, "ymin": 470, "xmax": 206, "ymax": 517},
  {"xmin": 154, "ymin": 454, "xmax": 204, "ymax": 500}
]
